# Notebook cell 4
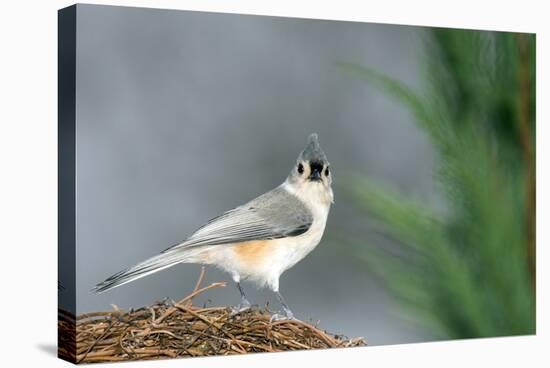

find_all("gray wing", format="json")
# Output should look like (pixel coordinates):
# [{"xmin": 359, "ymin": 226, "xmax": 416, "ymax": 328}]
[{"xmin": 163, "ymin": 186, "xmax": 313, "ymax": 253}]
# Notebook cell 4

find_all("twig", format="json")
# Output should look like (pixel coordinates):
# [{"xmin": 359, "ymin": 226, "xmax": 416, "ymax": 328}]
[
  {"xmin": 69, "ymin": 269, "xmax": 366, "ymax": 363},
  {"xmin": 154, "ymin": 282, "xmax": 226, "ymax": 324}
]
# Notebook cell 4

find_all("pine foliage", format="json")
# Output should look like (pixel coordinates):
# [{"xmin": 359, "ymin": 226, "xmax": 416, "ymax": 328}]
[{"xmin": 338, "ymin": 29, "xmax": 535, "ymax": 339}]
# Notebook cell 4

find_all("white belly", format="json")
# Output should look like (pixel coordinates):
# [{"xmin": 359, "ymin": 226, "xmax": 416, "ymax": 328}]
[
  {"xmin": 269, "ymin": 218, "xmax": 326, "ymax": 274},
  {"xmin": 189, "ymin": 208, "xmax": 327, "ymax": 292},
  {"xmin": 236, "ymin": 217, "xmax": 326, "ymax": 290},
  {"xmin": 188, "ymin": 181, "xmax": 332, "ymax": 291}
]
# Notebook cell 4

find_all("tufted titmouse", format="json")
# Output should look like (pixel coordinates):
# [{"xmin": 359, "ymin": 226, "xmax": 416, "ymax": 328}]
[{"xmin": 94, "ymin": 133, "xmax": 333, "ymax": 320}]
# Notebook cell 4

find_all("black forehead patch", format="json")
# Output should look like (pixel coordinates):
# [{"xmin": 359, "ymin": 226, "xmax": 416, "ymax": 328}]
[{"xmin": 309, "ymin": 160, "xmax": 324, "ymax": 173}]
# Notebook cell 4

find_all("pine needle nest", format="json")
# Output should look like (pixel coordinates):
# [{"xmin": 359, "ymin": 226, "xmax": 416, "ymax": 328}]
[{"xmin": 64, "ymin": 268, "xmax": 366, "ymax": 363}]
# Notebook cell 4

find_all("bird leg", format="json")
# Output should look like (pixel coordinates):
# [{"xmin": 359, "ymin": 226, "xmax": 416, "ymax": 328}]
[
  {"xmin": 270, "ymin": 290, "xmax": 295, "ymax": 321},
  {"xmin": 230, "ymin": 282, "xmax": 251, "ymax": 316}
]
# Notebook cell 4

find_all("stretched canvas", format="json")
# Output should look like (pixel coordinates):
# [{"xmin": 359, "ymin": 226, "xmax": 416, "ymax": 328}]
[{"xmin": 58, "ymin": 3, "xmax": 536, "ymax": 364}]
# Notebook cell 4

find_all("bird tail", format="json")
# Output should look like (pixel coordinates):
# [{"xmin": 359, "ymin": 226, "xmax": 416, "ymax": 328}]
[{"xmin": 92, "ymin": 248, "xmax": 194, "ymax": 294}]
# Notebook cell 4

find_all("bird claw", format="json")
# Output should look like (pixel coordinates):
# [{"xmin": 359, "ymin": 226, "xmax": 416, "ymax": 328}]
[
  {"xmin": 270, "ymin": 311, "xmax": 295, "ymax": 322},
  {"xmin": 230, "ymin": 299, "xmax": 251, "ymax": 316}
]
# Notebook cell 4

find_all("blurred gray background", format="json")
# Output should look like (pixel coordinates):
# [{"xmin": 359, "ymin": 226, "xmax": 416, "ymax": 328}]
[{"xmin": 75, "ymin": 4, "xmax": 435, "ymax": 345}]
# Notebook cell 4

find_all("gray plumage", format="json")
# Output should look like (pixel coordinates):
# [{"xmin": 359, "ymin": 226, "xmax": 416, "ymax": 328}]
[
  {"xmin": 298, "ymin": 133, "xmax": 327, "ymax": 162},
  {"xmin": 93, "ymin": 186, "xmax": 313, "ymax": 293},
  {"xmin": 166, "ymin": 186, "xmax": 313, "ymax": 250}
]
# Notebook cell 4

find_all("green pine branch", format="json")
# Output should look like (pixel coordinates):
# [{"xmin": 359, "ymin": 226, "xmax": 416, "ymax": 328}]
[{"xmin": 337, "ymin": 29, "xmax": 535, "ymax": 339}]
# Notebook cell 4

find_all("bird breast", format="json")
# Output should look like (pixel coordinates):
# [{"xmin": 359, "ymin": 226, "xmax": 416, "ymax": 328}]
[
  {"xmin": 194, "ymin": 182, "xmax": 331, "ymax": 289},
  {"xmin": 231, "ymin": 197, "xmax": 329, "ymax": 284},
  {"xmin": 221, "ymin": 212, "xmax": 328, "ymax": 289}
]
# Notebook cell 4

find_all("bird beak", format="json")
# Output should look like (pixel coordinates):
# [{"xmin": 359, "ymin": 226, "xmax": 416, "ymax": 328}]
[{"xmin": 308, "ymin": 170, "xmax": 322, "ymax": 181}]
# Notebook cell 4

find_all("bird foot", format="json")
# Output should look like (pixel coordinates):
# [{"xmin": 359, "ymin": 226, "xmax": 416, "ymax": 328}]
[
  {"xmin": 230, "ymin": 299, "xmax": 251, "ymax": 316},
  {"xmin": 270, "ymin": 310, "xmax": 295, "ymax": 322}
]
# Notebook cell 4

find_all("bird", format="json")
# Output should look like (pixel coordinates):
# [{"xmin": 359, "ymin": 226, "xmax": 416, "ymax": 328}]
[{"xmin": 93, "ymin": 133, "xmax": 333, "ymax": 320}]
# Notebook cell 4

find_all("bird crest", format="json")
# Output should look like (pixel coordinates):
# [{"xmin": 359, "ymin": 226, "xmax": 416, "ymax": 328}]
[{"xmin": 298, "ymin": 133, "xmax": 327, "ymax": 163}]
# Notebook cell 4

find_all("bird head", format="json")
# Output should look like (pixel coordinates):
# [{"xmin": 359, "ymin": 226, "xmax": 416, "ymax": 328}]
[{"xmin": 287, "ymin": 133, "xmax": 333, "ymax": 204}]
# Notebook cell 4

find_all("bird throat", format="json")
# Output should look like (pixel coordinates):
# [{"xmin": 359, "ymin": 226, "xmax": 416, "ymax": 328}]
[{"xmin": 284, "ymin": 180, "xmax": 334, "ymax": 209}]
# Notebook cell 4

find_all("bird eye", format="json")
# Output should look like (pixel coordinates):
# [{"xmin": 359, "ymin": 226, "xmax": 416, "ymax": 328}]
[
  {"xmin": 297, "ymin": 163, "xmax": 304, "ymax": 174},
  {"xmin": 325, "ymin": 167, "xmax": 330, "ymax": 176}
]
